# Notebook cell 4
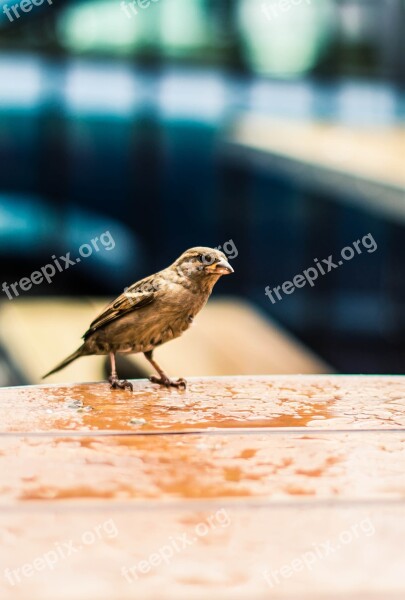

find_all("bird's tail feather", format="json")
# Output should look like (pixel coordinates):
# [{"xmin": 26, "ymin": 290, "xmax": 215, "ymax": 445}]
[{"xmin": 42, "ymin": 346, "xmax": 84, "ymax": 379}]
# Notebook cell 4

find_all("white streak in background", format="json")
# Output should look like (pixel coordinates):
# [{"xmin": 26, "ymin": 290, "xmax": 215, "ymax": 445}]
[
  {"xmin": 57, "ymin": 0, "xmax": 142, "ymax": 52},
  {"xmin": 159, "ymin": 69, "xmax": 226, "ymax": 123},
  {"xmin": 238, "ymin": 0, "xmax": 335, "ymax": 78},
  {"xmin": 337, "ymin": 82, "xmax": 397, "ymax": 126},
  {"xmin": 0, "ymin": 56, "xmax": 42, "ymax": 109},
  {"xmin": 339, "ymin": 3, "xmax": 369, "ymax": 42},
  {"xmin": 250, "ymin": 80, "xmax": 314, "ymax": 118},
  {"xmin": 64, "ymin": 63, "xmax": 139, "ymax": 117}
]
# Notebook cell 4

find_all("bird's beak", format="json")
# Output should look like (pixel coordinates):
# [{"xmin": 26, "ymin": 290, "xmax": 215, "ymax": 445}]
[{"xmin": 205, "ymin": 258, "xmax": 234, "ymax": 275}]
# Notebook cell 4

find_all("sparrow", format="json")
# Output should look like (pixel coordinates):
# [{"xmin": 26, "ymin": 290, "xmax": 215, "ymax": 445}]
[{"xmin": 43, "ymin": 247, "xmax": 234, "ymax": 391}]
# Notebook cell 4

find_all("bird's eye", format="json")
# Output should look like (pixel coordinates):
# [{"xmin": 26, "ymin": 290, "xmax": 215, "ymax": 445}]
[{"xmin": 198, "ymin": 254, "xmax": 214, "ymax": 265}]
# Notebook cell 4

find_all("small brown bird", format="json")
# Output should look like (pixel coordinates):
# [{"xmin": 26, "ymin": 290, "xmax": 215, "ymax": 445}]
[{"xmin": 43, "ymin": 247, "xmax": 234, "ymax": 391}]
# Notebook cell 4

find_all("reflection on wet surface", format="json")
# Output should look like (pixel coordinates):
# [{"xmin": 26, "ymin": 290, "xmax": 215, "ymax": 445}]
[
  {"xmin": 1, "ymin": 376, "xmax": 404, "ymax": 433},
  {"xmin": 1, "ymin": 376, "xmax": 405, "ymax": 599},
  {"xmin": 0, "ymin": 377, "xmax": 404, "ymax": 503},
  {"xmin": 0, "ymin": 432, "xmax": 405, "ymax": 503}
]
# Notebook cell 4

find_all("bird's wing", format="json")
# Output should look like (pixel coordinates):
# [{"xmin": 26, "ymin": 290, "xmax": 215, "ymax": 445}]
[{"xmin": 83, "ymin": 275, "xmax": 159, "ymax": 339}]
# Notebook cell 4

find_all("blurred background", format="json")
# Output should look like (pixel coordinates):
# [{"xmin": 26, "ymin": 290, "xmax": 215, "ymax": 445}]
[{"xmin": 0, "ymin": 0, "xmax": 404, "ymax": 386}]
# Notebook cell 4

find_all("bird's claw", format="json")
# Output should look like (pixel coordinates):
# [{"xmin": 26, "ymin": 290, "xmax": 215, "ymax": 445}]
[
  {"xmin": 108, "ymin": 376, "xmax": 134, "ymax": 392},
  {"xmin": 174, "ymin": 378, "xmax": 187, "ymax": 390},
  {"xmin": 150, "ymin": 376, "xmax": 187, "ymax": 390}
]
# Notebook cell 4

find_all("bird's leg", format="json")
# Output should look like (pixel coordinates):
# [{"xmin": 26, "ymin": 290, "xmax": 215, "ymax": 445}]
[
  {"xmin": 108, "ymin": 352, "xmax": 133, "ymax": 391},
  {"xmin": 144, "ymin": 351, "xmax": 187, "ymax": 390}
]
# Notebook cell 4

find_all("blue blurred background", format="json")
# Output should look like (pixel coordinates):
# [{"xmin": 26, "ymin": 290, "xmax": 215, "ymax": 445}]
[{"xmin": 0, "ymin": 0, "xmax": 404, "ymax": 385}]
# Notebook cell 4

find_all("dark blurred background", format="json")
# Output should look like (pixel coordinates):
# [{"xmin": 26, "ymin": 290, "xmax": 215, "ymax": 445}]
[{"xmin": 0, "ymin": 0, "xmax": 404, "ymax": 386}]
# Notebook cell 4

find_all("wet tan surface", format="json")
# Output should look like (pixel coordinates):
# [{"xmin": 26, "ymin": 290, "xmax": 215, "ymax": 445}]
[
  {"xmin": 230, "ymin": 116, "xmax": 405, "ymax": 190},
  {"xmin": 2, "ymin": 376, "xmax": 404, "ymax": 433},
  {"xmin": 1, "ymin": 376, "xmax": 405, "ymax": 599}
]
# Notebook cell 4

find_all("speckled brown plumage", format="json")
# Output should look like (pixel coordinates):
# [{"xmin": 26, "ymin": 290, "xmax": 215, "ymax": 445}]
[{"xmin": 43, "ymin": 247, "xmax": 234, "ymax": 390}]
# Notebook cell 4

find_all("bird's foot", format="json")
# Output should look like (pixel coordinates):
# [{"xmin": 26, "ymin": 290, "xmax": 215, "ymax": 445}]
[
  {"xmin": 150, "ymin": 375, "xmax": 187, "ymax": 390},
  {"xmin": 108, "ymin": 376, "xmax": 134, "ymax": 392}
]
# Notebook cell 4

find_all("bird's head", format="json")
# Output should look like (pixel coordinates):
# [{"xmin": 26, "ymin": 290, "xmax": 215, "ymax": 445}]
[{"xmin": 172, "ymin": 247, "xmax": 234, "ymax": 281}]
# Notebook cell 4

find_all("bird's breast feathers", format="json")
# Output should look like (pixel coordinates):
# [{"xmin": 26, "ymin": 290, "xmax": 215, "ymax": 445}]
[{"xmin": 84, "ymin": 275, "xmax": 212, "ymax": 355}]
